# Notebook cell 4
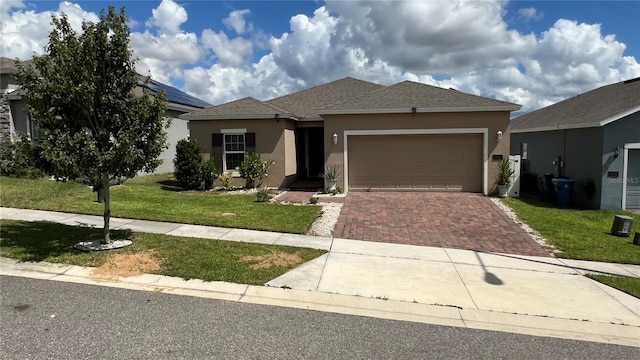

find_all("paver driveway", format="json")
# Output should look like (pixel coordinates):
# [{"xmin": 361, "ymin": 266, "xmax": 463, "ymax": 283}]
[{"xmin": 333, "ymin": 192, "xmax": 551, "ymax": 257}]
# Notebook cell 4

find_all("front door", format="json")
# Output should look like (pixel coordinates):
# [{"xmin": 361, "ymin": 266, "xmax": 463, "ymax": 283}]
[{"xmin": 295, "ymin": 127, "xmax": 325, "ymax": 178}]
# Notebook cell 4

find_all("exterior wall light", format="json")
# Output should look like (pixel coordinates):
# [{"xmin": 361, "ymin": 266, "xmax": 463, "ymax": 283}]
[
  {"xmin": 614, "ymin": 147, "xmax": 620, "ymax": 158},
  {"xmin": 496, "ymin": 130, "xmax": 503, "ymax": 143},
  {"xmin": 332, "ymin": 133, "xmax": 338, "ymax": 145}
]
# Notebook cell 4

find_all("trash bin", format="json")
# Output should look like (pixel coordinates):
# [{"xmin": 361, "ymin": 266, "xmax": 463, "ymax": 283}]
[
  {"xmin": 552, "ymin": 178, "xmax": 575, "ymax": 208},
  {"xmin": 94, "ymin": 186, "xmax": 104, "ymax": 203},
  {"xmin": 538, "ymin": 175, "xmax": 555, "ymax": 202}
]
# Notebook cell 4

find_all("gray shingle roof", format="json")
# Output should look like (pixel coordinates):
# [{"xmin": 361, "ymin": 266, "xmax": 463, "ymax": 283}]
[
  {"xmin": 511, "ymin": 77, "xmax": 640, "ymax": 131},
  {"xmin": 266, "ymin": 77, "xmax": 384, "ymax": 118},
  {"xmin": 183, "ymin": 97, "xmax": 292, "ymax": 119},
  {"xmin": 318, "ymin": 80, "xmax": 520, "ymax": 113},
  {"xmin": 0, "ymin": 57, "xmax": 32, "ymax": 73}
]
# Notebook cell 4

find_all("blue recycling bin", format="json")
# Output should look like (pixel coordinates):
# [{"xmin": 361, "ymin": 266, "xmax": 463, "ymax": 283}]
[{"xmin": 552, "ymin": 178, "xmax": 576, "ymax": 208}]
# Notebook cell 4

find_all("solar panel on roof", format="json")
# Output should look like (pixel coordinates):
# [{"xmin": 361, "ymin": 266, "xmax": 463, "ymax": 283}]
[{"xmin": 137, "ymin": 79, "xmax": 211, "ymax": 109}]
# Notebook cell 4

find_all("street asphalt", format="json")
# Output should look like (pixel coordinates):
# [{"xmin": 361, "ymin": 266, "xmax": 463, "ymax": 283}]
[
  {"xmin": 1, "ymin": 207, "xmax": 639, "ymax": 348},
  {"xmin": 2, "ymin": 275, "xmax": 638, "ymax": 360}
]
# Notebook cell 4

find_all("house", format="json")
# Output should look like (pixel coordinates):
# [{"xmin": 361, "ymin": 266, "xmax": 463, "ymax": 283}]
[
  {"xmin": 0, "ymin": 57, "xmax": 211, "ymax": 175},
  {"xmin": 182, "ymin": 77, "xmax": 521, "ymax": 194},
  {"xmin": 510, "ymin": 77, "xmax": 640, "ymax": 210}
]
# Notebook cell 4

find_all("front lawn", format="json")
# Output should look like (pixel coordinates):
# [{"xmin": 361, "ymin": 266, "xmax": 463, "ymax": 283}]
[
  {"xmin": 587, "ymin": 274, "xmax": 640, "ymax": 299},
  {"xmin": 0, "ymin": 220, "xmax": 326, "ymax": 285},
  {"xmin": 503, "ymin": 195, "xmax": 640, "ymax": 264},
  {"xmin": 0, "ymin": 174, "xmax": 320, "ymax": 234}
]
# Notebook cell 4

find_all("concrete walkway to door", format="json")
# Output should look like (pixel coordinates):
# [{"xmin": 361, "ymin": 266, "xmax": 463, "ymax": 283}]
[{"xmin": 333, "ymin": 192, "xmax": 551, "ymax": 257}]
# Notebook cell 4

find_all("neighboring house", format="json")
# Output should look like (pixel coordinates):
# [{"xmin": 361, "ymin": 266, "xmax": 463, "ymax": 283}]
[
  {"xmin": 0, "ymin": 57, "xmax": 211, "ymax": 175},
  {"xmin": 510, "ymin": 77, "xmax": 640, "ymax": 210},
  {"xmin": 182, "ymin": 77, "xmax": 521, "ymax": 194}
]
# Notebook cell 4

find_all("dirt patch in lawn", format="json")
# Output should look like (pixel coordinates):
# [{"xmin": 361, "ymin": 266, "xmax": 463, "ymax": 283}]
[
  {"xmin": 240, "ymin": 251, "xmax": 302, "ymax": 270},
  {"xmin": 91, "ymin": 251, "xmax": 161, "ymax": 281}
]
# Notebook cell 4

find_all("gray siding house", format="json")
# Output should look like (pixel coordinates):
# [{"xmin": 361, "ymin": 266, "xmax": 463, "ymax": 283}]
[
  {"xmin": 0, "ymin": 57, "xmax": 211, "ymax": 175},
  {"xmin": 510, "ymin": 78, "xmax": 640, "ymax": 210}
]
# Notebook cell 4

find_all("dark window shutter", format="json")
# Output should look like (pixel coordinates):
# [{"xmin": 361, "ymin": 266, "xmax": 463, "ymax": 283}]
[
  {"xmin": 212, "ymin": 134, "xmax": 223, "ymax": 170},
  {"xmin": 245, "ymin": 133, "xmax": 256, "ymax": 153}
]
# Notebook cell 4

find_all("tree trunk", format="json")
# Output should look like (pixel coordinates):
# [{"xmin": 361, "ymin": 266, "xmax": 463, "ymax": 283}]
[{"xmin": 102, "ymin": 181, "xmax": 111, "ymax": 244}]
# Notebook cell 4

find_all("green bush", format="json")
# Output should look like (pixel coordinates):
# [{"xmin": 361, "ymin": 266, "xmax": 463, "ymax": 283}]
[
  {"xmin": 217, "ymin": 171, "xmax": 235, "ymax": 191},
  {"xmin": 173, "ymin": 139, "xmax": 203, "ymax": 190},
  {"xmin": 201, "ymin": 159, "xmax": 218, "ymax": 190},
  {"xmin": 0, "ymin": 133, "xmax": 49, "ymax": 178},
  {"xmin": 238, "ymin": 153, "xmax": 274, "ymax": 188}
]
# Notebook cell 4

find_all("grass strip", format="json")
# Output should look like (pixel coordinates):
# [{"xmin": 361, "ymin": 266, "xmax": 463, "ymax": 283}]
[{"xmin": 0, "ymin": 219, "xmax": 326, "ymax": 285}]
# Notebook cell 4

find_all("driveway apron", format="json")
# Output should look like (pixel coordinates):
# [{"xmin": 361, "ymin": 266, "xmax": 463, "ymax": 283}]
[{"xmin": 333, "ymin": 192, "xmax": 551, "ymax": 257}]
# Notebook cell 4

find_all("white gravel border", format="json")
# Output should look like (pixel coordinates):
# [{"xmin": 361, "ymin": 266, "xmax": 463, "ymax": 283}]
[
  {"xmin": 490, "ymin": 197, "xmax": 560, "ymax": 255},
  {"xmin": 308, "ymin": 202, "xmax": 343, "ymax": 237}
]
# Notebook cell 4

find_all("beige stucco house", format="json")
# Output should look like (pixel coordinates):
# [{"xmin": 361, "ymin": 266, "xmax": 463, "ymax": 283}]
[{"xmin": 182, "ymin": 78, "xmax": 521, "ymax": 194}]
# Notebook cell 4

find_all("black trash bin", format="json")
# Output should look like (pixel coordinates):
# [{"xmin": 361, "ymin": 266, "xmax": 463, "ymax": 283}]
[{"xmin": 538, "ymin": 175, "xmax": 555, "ymax": 202}]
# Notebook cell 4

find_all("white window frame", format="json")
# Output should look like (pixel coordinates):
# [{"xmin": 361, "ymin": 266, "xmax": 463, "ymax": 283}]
[{"xmin": 221, "ymin": 128, "xmax": 247, "ymax": 175}]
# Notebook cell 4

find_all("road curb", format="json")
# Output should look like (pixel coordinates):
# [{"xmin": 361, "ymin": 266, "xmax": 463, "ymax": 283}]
[{"xmin": 1, "ymin": 258, "xmax": 638, "ymax": 348}]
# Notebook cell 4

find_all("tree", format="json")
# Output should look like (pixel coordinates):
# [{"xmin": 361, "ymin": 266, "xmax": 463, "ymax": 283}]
[
  {"xmin": 173, "ymin": 139, "xmax": 203, "ymax": 190},
  {"xmin": 15, "ymin": 7, "xmax": 169, "ymax": 245}
]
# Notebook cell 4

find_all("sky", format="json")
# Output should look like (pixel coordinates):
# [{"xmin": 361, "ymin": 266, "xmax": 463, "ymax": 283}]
[{"xmin": 2, "ymin": 0, "xmax": 639, "ymax": 115}]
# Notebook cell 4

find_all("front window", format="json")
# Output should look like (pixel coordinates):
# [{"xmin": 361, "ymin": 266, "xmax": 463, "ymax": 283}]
[{"xmin": 224, "ymin": 134, "xmax": 245, "ymax": 170}]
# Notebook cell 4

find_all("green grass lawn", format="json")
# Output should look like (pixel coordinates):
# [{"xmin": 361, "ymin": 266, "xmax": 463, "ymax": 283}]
[
  {"xmin": 0, "ymin": 219, "xmax": 326, "ymax": 285},
  {"xmin": 503, "ymin": 195, "xmax": 640, "ymax": 264},
  {"xmin": 0, "ymin": 174, "xmax": 320, "ymax": 234},
  {"xmin": 587, "ymin": 274, "xmax": 640, "ymax": 299}
]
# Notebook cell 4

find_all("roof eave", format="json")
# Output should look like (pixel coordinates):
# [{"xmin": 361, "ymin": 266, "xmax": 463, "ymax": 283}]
[
  {"xmin": 510, "ymin": 122, "xmax": 601, "ymax": 134},
  {"xmin": 181, "ymin": 113, "xmax": 298, "ymax": 121},
  {"xmin": 599, "ymin": 105, "xmax": 640, "ymax": 126},
  {"xmin": 317, "ymin": 105, "xmax": 521, "ymax": 115},
  {"xmin": 167, "ymin": 103, "xmax": 205, "ymax": 113},
  {"xmin": 511, "ymin": 105, "xmax": 640, "ymax": 134}
]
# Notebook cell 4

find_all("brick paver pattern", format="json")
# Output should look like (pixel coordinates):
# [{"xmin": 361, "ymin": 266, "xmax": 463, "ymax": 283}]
[{"xmin": 333, "ymin": 192, "xmax": 551, "ymax": 257}]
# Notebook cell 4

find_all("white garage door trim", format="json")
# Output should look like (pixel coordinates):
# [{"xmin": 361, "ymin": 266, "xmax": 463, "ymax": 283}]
[
  {"xmin": 343, "ymin": 128, "xmax": 489, "ymax": 195},
  {"xmin": 622, "ymin": 142, "xmax": 640, "ymax": 209}
]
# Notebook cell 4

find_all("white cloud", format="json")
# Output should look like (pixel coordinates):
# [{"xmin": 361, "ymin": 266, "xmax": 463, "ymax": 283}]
[
  {"xmin": 223, "ymin": 9, "xmax": 253, "ymax": 35},
  {"xmin": 145, "ymin": 0, "xmax": 187, "ymax": 35},
  {"xmin": 131, "ymin": 0, "xmax": 202, "ymax": 82},
  {"xmin": 1, "ymin": 1, "xmax": 99, "ymax": 60},
  {"xmin": 201, "ymin": 29, "xmax": 253, "ymax": 68},
  {"xmin": 1, "ymin": 0, "xmax": 25, "ymax": 15},
  {"xmin": 518, "ymin": 7, "xmax": 543, "ymax": 21},
  {"xmin": 2, "ymin": 0, "xmax": 639, "ymax": 113}
]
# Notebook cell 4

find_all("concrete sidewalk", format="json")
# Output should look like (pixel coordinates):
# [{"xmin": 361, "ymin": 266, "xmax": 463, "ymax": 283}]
[
  {"xmin": 0, "ymin": 207, "xmax": 332, "ymax": 250},
  {"xmin": 1, "ymin": 207, "xmax": 640, "ymax": 347}
]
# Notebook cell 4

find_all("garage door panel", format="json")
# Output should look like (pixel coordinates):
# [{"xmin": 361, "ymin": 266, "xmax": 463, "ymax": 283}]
[{"xmin": 348, "ymin": 134, "xmax": 482, "ymax": 192}]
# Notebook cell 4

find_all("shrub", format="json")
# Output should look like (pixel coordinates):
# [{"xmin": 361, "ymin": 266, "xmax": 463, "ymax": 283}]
[
  {"xmin": 200, "ymin": 159, "xmax": 218, "ymax": 190},
  {"xmin": 217, "ymin": 171, "xmax": 235, "ymax": 191},
  {"xmin": 496, "ymin": 158, "xmax": 515, "ymax": 186},
  {"xmin": 173, "ymin": 139, "xmax": 202, "ymax": 190},
  {"xmin": 324, "ymin": 164, "xmax": 340, "ymax": 181},
  {"xmin": 0, "ymin": 133, "xmax": 49, "ymax": 178},
  {"xmin": 256, "ymin": 187, "xmax": 271, "ymax": 202},
  {"xmin": 238, "ymin": 153, "xmax": 274, "ymax": 188}
]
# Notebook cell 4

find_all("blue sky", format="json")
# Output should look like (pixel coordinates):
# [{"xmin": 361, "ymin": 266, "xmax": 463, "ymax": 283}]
[{"xmin": 2, "ymin": 1, "xmax": 639, "ymax": 113}]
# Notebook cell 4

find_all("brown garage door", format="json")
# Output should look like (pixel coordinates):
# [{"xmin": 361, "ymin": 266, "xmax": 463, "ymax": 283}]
[{"xmin": 348, "ymin": 134, "xmax": 482, "ymax": 192}]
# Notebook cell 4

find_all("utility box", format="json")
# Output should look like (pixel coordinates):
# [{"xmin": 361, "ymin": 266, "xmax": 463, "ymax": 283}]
[{"xmin": 611, "ymin": 215, "xmax": 634, "ymax": 237}]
